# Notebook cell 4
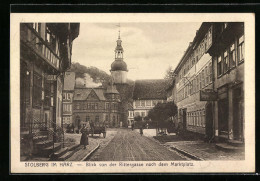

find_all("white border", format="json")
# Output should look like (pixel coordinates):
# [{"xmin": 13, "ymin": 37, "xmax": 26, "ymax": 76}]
[{"xmin": 10, "ymin": 13, "xmax": 255, "ymax": 173}]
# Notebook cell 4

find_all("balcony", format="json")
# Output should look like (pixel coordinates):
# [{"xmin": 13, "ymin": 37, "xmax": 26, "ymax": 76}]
[{"xmin": 20, "ymin": 24, "xmax": 60, "ymax": 71}]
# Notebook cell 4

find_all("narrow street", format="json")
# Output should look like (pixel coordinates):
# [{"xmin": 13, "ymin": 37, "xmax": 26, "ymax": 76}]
[{"xmin": 88, "ymin": 128, "xmax": 187, "ymax": 161}]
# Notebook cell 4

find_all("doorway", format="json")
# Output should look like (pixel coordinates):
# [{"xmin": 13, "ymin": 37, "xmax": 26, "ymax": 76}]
[
  {"xmin": 205, "ymin": 103, "xmax": 213, "ymax": 139},
  {"xmin": 233, "ymin": 87, "xmax": 244, "ymax": 141},
  {"xmin": 218, "ymin": 98, "xmax": 229, "ymax": 137},
  {"xmin": 182, "ymin": 109, "xmax": 187, "ymax": 130}
]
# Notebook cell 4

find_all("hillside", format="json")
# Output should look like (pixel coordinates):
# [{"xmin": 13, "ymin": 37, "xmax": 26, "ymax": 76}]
[{"xmin": 69, "ymin": 62, "xmax": 133, "ymax": 88}]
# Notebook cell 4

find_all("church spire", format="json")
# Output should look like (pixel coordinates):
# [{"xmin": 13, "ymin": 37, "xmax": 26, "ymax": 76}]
[
  {"xmin": 118, "ymin": 23, "xmax": 121, "ymax": 39},
  {"xmin": 115, "ymin": 23, "xmax": 124, "ymax": 59}
]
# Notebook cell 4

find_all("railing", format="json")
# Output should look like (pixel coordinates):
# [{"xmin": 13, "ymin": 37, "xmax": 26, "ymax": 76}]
[
  {"xmin": 31, "ymin": 119, "xmax": 65, "ymax": 156},
  {"xmin": 20, "ymin": 24, "xmax": 60, "ymax": 70}
]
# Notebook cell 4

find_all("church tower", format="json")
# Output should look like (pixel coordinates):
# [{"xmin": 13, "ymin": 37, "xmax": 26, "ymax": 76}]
[
  {"xmin": 109, "ymin": 27, "xmax": 131, "ymax": 127},
  {"xmin": 110, "ymin": 28, "xmax": 128, "ymax": 84}
]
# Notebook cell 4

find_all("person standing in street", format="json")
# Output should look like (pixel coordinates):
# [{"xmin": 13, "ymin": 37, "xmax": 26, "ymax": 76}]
[
  {"xmin": 80, "ymin": 124, "xmax": 89, "ymax": 149},
  {"xmin": 140, "ymin": 125, "xmax": 143, "ymax": 136},
  {"xmin": 131, "ymin": 122, "xmax": 134, "ymax": 131}
]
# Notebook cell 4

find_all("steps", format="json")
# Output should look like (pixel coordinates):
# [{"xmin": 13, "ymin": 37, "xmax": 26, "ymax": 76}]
[
  {"xmin": 227, "ymin": 140, "xmax": 244, "ymax": 147},
  {"xmin": 53, "ymin": 144, "xmax": 82, "ymax": 161},
  {"xmin": 32, "ymin": 130, "xmax": 62, "ymax": 157},
  {"xmin": 215, "ymin": 139, "xmax": 244, "ymax": 153}
]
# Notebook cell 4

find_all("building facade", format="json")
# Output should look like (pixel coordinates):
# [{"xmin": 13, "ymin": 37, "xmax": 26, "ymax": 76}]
[
  {"xmin": 72, "ymin": 86, "xmax": 121, "ymax": 131},
  {"xmin": 20, "ymin": 23, "xmax": 79, "ymax": 157},
  {"xmin": 174, "ymin": 23, "xmax": 213, "ymax": 135},
  {"xmin": 133, "ymin": 79, "xmax": 167, "ymax": 119},
  {"xmin": 62, "ymin": 71, "xmax": 76, "ymax": 127},
  {"xmin": 207, "ymin": 22, "xmax": 244, "ymax": 142},
  {"xmin": 174, "ymin": 22, "xmax": 245, "ymax": 143}
]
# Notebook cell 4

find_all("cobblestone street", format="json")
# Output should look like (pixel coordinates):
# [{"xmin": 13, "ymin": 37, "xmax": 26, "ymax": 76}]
[
  {"xmin": 88, "ymin": 128, "xmax": 187, "ymax": 161},
  {"xmin": 65, "ymin": 129, "xmax": 117, "ymax": 161}
]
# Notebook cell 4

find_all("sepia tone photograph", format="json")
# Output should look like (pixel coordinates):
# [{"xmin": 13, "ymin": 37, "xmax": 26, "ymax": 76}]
[{"xmin": 11, "ymin": 13, "xmax": 255, "ymax": 173}]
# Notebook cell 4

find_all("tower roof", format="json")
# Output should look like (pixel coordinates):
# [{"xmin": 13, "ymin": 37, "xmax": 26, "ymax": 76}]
[
  {"xmin": 111, "ymin": 60, "xmax": 128, "ymax": 71},
  {"xmin": 111, "ymin": 27, "xmax": 128, "ymax": 72}
]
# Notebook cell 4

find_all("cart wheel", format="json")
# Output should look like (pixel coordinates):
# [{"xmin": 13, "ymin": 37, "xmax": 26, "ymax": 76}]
[{"xmin": 103, "ymin": 132, "xmax": 106, "ymax": 138}]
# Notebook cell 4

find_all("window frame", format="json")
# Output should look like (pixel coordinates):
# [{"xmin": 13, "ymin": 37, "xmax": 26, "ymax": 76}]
[
  {"xmin": 217, "ymin": 55, "xmax": 223, "ymax": 77},
  {"xmin": 229, "ymin": 43, "xmax": 236, "ymax": 68},
  {"xmin": 237, "ymin": 35, "xmax": 245, "ymax": 64},
  {"xmin": 33, "ymin": 72, "xmax": 42, "ymax": 108}
]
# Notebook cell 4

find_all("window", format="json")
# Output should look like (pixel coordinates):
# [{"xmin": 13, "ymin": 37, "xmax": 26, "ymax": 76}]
[
  {"xmin": 199, "ymin": 73, "xmax": 202, "ymax": 90},
  {"xmin": 33, "ymin": 23, "xmax": 41, "ymax": 33},
  {"xmin": 76, "ymin": 103, "xmax": 80, "ymax": 110},
  {"xmin": 208, "ymin": 63, "xmax": 212, "ymax": 82},
  {"xmin": 141, "ymin": 100, "xmax": 145, "ymax": 107},
  {"xmin": 190, "ymin": 81, "xmax": 193, "ymax": 95},
  {"xmin": 141, "ymin": 112, "xmax": 145, "ymax": 117},
  {"xmin": 63, "ymin": 93, "xmax": 66, "ymax": 100},
  {"xmin": 197, "ymin": 112, "xmax": 200, "ymax": 126},
  {"xmin": 87, "ymin": 103, "xmax": 90, "ymax": 109},
  {"xmin": 152, "ymin": 100, "xmax": 157, "ymax": 106},
  {"xmin": 135, "ymin": 100, "xmax": 140, "ymax": 107},
  {"xmin": 205, "ymin": 66, "xmax": 208, "ymax": 85},
  {"xmin": 95, "ymin": 103, "xmax": 98, "ymax": 110},
  {"xmin": 86, "ymin": 116, "xmax": 90, "ymax": 122},
  {"xmin": 229, "ymin": 43, "xmax": 236, "ymax": 68},
  {"xmin": 202, "ymin": 110, "xmax": 205, "ymax": 127},
  {"xmin": 67, "ymin": 93, "xmax": 71, "ymax": 100},
  {"xmin": 105, "ymin": 102, "xmax": 110, "ymax": 110},
  {"xmin": 223, "ymin": 50, "xmax": 229, "ymax": 73},
  {"xmin": 208, "ymin": 27, "xmax": 212, "ymax": 45},
  {"xmin": 105, "ymin": 115, "xmax": 109, "ymax": 121},
  {"xmin": 196, "ymin": 76, "xmax": 199, "ymax": 92},
  {"xmin": 33, "ymin": 73, "xmax": 42, "ymax": 107},
  {"xmin": 44, "ymin": 79, "xmax": 51, "ymax": 107},
  {"xmin": 238, "ymin": 35, "xmax": 244, "ymax": 63},
  {"xmin": 146, "ymin": 100, "xmax": 151, "ymax": 106},
  {"xmin": 135, "ymin": 112, "xmax": 140, "ymax": 117},
  {"xmin": 202, "ymin": 70, "xmax": 205, "ymax": 88},
  {"xmin": 192, "ymin": 79, "xmax": 195, "ymax": 93},
  {"xmin": 91, "ymin": 103, "xmax": 95, "ymax": 109},
  {"xmin": 95, "ymin": 116, "xmax": 99, "ymax": 122},
  {"xmin": 217, "ymin": 55, "xmax": 223, "ymax": 76},
  {"xmin": 199, "ymin": 111, "xmax": 202, "ymax": 126}
]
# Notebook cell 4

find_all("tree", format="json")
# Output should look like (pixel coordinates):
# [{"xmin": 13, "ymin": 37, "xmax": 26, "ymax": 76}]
[
  {"xmin": 143, "ymin": 116, "xmax": 150, "ymax": 121},
  {"xmin": 134, "ymin": 115, "xmax": 142, "ymax": 122},
  {"xmin": 148, "ymin": 101, "xmax": 177, "ymax": 128},
  {"xmin": 164, "ymin": 66, "xmax": 175, "ymax": 80}
]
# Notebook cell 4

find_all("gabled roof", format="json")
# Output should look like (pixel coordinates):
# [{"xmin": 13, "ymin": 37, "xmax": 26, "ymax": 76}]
[
  {"xmin": 73, "ymin": 88, "xmax": 106, "ymax": 101},
  {"xmin": 93, "ymin": 89, "xmax": 106, "ymax": 101},
  {"xmin": 73, "ymin": 88, "xmax": 92, "ymax": 101},
  {"xmin": 133, "ymin": 79, "xmax": 167, "ymax": 100}
]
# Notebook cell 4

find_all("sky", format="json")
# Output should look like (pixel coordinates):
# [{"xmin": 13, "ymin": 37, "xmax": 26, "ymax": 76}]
[{"xmin": 72, "ymin": 22, "xmax": 202, "ymax": 80}]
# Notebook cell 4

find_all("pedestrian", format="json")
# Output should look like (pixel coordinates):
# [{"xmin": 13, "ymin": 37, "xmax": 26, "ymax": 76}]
[
  {"xmin": 140, "ymin": 125, "xmax": 143, "ymax": 136},
  {"xmin": 80, "ymin": 124, "xmax": 89, "ymax": 149},
  {"xmin": 72, "ymin": 123, "xmax": 75, "ymax": 133},
  {"xmin": 131, "ymin": 122, "xmax": 134, "ymax": 131}
]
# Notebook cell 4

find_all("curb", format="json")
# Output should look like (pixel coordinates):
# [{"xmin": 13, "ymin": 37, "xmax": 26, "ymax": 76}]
[
  {"xmin": 81, "ymin": 143, "xmax": 100, "ymax": 161},
  {"xmin": 170, "ymin": 146, "xmax": 204, "ymax": 161}
]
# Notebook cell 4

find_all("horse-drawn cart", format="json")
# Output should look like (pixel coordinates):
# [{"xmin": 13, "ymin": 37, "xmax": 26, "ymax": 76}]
[{"xmin": 89, "ymin": 122, "xmax": 106, "ymax": 138}]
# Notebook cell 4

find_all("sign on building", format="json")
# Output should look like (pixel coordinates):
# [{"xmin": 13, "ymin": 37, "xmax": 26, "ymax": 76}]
[{"xmin": 200, "ymin": 89, "xmax": 218, "ymax": 101}]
